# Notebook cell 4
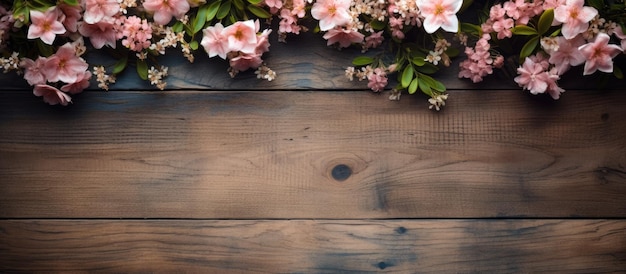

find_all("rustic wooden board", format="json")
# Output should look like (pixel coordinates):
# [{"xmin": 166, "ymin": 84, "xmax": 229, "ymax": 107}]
[
  {"xmin": 1, "ymin": 219, "xmax": 624, "ymax": 272},
  {"xmin": 1, "ymin": 89, "xmax": 624, "ymax": 218}
]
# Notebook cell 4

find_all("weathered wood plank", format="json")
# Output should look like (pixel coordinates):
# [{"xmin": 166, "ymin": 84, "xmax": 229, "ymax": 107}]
[
  {"xmin": 0, "ymin": 219, "xmax": 624, "ymax": 272},
  {"xmin": 1, "ymin": 90, "xmax": 625, "ymax": 218}
]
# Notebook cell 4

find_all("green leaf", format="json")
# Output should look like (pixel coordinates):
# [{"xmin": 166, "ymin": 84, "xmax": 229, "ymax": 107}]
[
  {"xmin": 420, "ymin": 74, "xmax": 446, "ymax": 92},
  {"xmin": 614, "ymin": 66, "xmax": 624, "ymax": 79},
  {"xmin": 352, "ymin": 56, "xmax": 374, "ymax": 66},
  {"xmin": 62, "ymin": 0, "xmax": 79, "ymax": 6},
  {"xmin": 519, "ymin": 36, "xmax": 539, "ymax": 62},
  {"xmin": 511, "ymin": 25, "xmax": 538, "ymax": 35},
  {"xmin": 217, "ymin": 0, "xmax": 231, "ymax": 20},
  {"xmin": 137, "ymin": 60, "xmax": 148, "ymax": 81},
  {"xmin": 172, "ymin": 21, "xmax": 184, "ymax": 32},
  {"xmin": 36, "ymin": 40, "xmax": 54, "ymax": 57},
  {"xmin": 247, "ymin": 0, "xmax": 263, "ymax": 4},
  {"xmin": 401, "ymin": 65, "xmax": 414, "ymax": 88},
  {"xmin": 112, "ymin": 55, "xmax": 128, "ymax": 74},
  {"xmin": 549, "ymin": 28, "xmax": 561, "ymax": 37},
  {"xmin": 408, "ymin": 78, "xmax": 419, "ymax": 94},
  {"xmin": 537, "ymin": 9, "xmax": 554, "ymax": 35},
  {"xmin": 206, "ymin": 1, "xmax": 221, "ymax": 21},
  {"xmin": 416, "ymin": 63, "xmax": 438, "ymax": 74},
  {"xmin": 418, "ymin": 79, "xmax": 433, "ymax": 96},
  {"xmin": 411, "ymin": 57, "xmax": 425, "ymax": 66},
  {"xmin": 247, "ymin": 4, "xmax": 271, "ymax": 18},
  {"xmin": 370, "ymin": 20, "xmax": 386, "ymax": 31},
  {"xmin": 193, "ymin": 4, "xmax": 209, "ymax": 34},
  {"xmin": 460, "ymin": 22, "xmax": 482, "ymax": 36},
  {"xmin": 233, "ymin": 0, "xmax": 245, "ymax": 10},
  {"xmin": 189, "ymin": 41, "xmax": 199, "ymax": 50}
]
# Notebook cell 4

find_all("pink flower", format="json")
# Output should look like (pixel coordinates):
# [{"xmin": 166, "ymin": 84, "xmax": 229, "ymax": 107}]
[
  {"xmin": 364, "ymin": 31, "xmax": 384, "ymax": 50},
  {"xmin": 118, "ymin": 15, "xmax": 152, "ymax": 52},
  {"xmin": 323, "ymin": 27, "xmax": 365, "ymax": 48},
  {"xmin": 83, "ymin": 0, "xmax": 119, "ymax": 24},
  {"xmin": 311, "ymin": 0, "xmax": 352, "ymax": 31},
  {"xmin": 143, "ymin": 0, "xmax": 190, "ymax": 26},
  {"xmin": 578, "ymin": 32, "xmax": 623, "ymax": 75},
  {"xmin": 33, "ymin": 84, "xmax": 72, "ymax": 106},
  {"xmin": 61, "ymin": 70, "xmax": 92, "ymax": 94},
  {"xmin": 416, "ymin": 0, "xmax": 462, "ymax": 33},
  {"xmin": 44, "ymin": 43, "xmax": 89, "ymax": 84},
  {"xmin": 546, "ymin": 35, "xmax": 585, "ymax": 75},
  {"xmin": 58, "ymin": 2, "xmax": 82, "ymax": 33},
  {"xmin": 515, "ymin": 57, "xmax": 551, "ymax": 94},
  {"xmin": 256, "ymin": 29, "xmax": 272, "ymax": 54},
  {"xmin": 223, "ymin": 20, "xmax": 258, "ymax": 54},
  {"xmin": 27, "ymin": 8, "xmax": 66, "ymax": 45},
  {"xmin": 367, "ymin": 68, "xmax": 388, "ymax": 92},
  {"xmin": 79, "ymin": 19, "xmax": 118, "ymax": 49},
  {"xmin": 229, "ymin": 52, "xmax": 263, "ymax": 72},
  {"xmin": 554, "ymin": 0, "xmax": 598, "ymax": 39},
  {"xmin": 20, "ymin": 57, "xmax": 49, "ymax": 86},
  {"xmin": 201, "ymin": 23, "xmax": 229, "ymax": 59}
]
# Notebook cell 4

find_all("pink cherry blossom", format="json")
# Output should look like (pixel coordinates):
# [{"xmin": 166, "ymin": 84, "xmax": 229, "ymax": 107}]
[
  {"xmin": 367, "ymin": 68, "xmax": 388, "ymax": 92},
  {"xmin": 83, "ymin": 0, "xmax": 119, "ymax": 24},
  {"xmin": 118, "ymin": 15, "xmax": 152, "ymax": 52},
  {"xmin": 58, "ymin": 2, "xmax": 82, "ymax": 33},
  {"xmin": 515, "ymin": 57, "xmax": 551, "ymax": 94},
  {"xmin": 27, "ymin": 8, "xmax": 66, "ymax": 45},
  {"xmin": 44, "ymin": 43, "xmax": 89, "ymax": 84},
  {"xmin": 554, "ymin": 0, "xmax": 598, "ymax": 39},
  {"xmin": 323, "ymin": 27, "xmax": 365, "ymax": 48},
  {"xmin": 546, "ymin": 35, "xmax": 585, "ymax": 75},
  {"xmin": 223, "ymin": 20, "xmax": 258, "ymax": 54},
  {"xmin": 201, "ymin": 23, "xmax": 229, "ymax": 59},
  {"xmin": 143, "ymin": 0, "xmax": 190, "ymax": 26},
  {"xmin": 229, "ymin": 52, "xmax": 263, "ymax": 72},
  {"xmin": 79, "ymin": 19, "xmax": 118, "ymax": 49},
  {"xmin": 416, "ymin": 0, "xmax": 462, "ymax": 33},
  {"xmin": 61, "ymin": 70, "xmax": 92, "ymax": 94},
  {"xmin": 20, "ymin": 57, "xmax": 49, "ymax": 86},
  {"xmin": 255, "ymin": 29, "xmax": 272, "ymax": 54},
  {"xmin": 578, "ymin": 32, "xmax": 623, "ymax": 75},
  {"xmin": 33, "ymin": 84, "xmax": 72, "ymax": 106},
  {"xmin": 311, "ymin": 0, "xmax": 352, "ymax": 31}
]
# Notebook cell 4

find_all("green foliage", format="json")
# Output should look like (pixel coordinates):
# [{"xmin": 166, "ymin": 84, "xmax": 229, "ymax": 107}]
[
  {"xmin": 352, "ymin": 56, "xmax": 374, "ymax": 66},
  {"xmin": 537, "ymin": 9, "xmax": 554, "ymax": 36}
]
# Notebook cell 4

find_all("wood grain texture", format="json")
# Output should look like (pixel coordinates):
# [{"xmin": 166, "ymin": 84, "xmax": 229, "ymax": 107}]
[
  {"xmin": 1, "ymin": 89, "xmax": 624, "ymax": 218},
  {"xmin": 1, "ymin": 219, "xmax": 624, "ymax": 272}
]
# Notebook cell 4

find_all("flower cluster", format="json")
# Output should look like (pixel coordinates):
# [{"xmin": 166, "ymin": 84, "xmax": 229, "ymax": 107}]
[
  {"xmin": 459, "ymin": 0, "xmax": 625, "ymax": 99},
  {"xmin": 0, "ymin": 0, "xmax": 624, "ymax": 109}
]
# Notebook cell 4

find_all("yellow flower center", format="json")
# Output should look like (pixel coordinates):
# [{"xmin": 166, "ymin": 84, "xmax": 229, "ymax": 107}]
[{"xmin": 435, "ymin": 4, "xmax": 444, "ymax": 15}]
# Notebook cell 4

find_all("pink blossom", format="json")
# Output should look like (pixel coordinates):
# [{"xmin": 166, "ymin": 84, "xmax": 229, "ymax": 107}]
[
  {"xmin": 514, "ymin": 57, "xmax": 551, "ymax": 94},
  {"xmin": 201, "ymin": 23, "xmax": 229, "ymax": 59},
  {"xmin": 554, "ymin": 0, "xmax": 598, "ymax": 39},
  {"xmin": 323, "ymin": 27, "xmax": 365, "ymax": 48},
  {"xmin": 311, "ymin": 0, "xmax": 352, "ymax": 31},
  {"xmin": 57, "ymin": 2, "xmax": 82, "ymax": 33},
  {"xmin": 229, "ymin": 52, "xmax": 263, "ymax": 72},
  {"xmin": 265, "ymin": 0, "xmax": 283, "ymax": 9},
  {"xmin": 33, "ymin": 84, "xmax": 72, "ymax": 106},
  {"xmin": 79, "ymin": 19, "xmax": 118, "ymax": 49},
  {"xmin": 364, "ymin": 31, "xmax": 384, "ymax": 50},
  {"xmin": 143, "ymin": 0, "xmax": 190, "ymax": 26},
  {"xmin": 223, "ymin": 20, "xmax": 258, "ymax": 54},
  {"xmin": 20, "ymin": 57, "xmax": 49, "ymax": 86},
  {"xmin": 367, "ymin": 68, "xmax": 388, "ymax": 92},
  {"xmin": 256, "ymin": 29, "xmax": 272, "ymax": 54},
  {"xmin": 611, "ymin": 25, "xmax": 626, "ymax": 51},
  {"xmin": 44, "ymin": 43, "xmax": 89, "ymax": 84},
  {"xmin": 61, "ymin": 70, "xmax": 92, "ymax": 94},
  {"xmin": 578, "ymin": 32, "xmax": 623, "ymax": 75},
  {"xmin": 416, "ymin": 0, "xmax": 462, "ymax": 33},
  {"xmin": 27, "ymin": 8, "xmax": 66, "ymax": 45},
  {"xmin": 546, "ymin": 36, "xmax": 585, "ymax": 74},
  {"xmin": 118, "ymin": 16, "xmax": 152, "ymax": 52},
  {"xmin": 83, "ymin": 0, "xmax": 119, "ymax": 24}
]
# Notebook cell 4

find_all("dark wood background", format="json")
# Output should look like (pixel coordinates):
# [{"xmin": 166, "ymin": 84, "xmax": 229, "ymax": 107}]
[{"xmin": 1, "ymin": 30, "xmax": 625, "ymax": 272}]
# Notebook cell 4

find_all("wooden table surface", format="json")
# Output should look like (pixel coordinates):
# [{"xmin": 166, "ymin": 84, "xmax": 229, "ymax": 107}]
[{"xmin": 1, "ymin": 31, "xmax": 625, "ymax": 272}]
